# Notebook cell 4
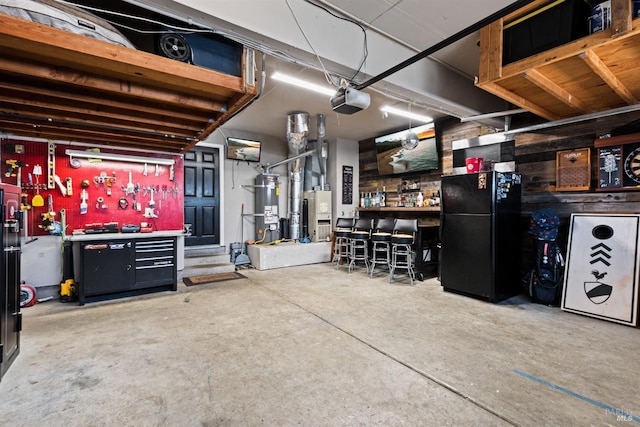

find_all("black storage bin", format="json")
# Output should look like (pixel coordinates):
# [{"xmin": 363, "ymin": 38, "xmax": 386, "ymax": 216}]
[{"xmin": 503, "ymin": 0, "xmax": 591, "ymax": 65}]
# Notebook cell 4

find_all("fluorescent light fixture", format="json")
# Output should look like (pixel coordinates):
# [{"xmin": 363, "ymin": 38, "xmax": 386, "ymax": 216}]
[
  {"xmin": 272, "ymin": 71, "xmax": 335, "ymax": 96},
  {"xmin": 65, "ymin": 149, "xmax": 175, "ymax": 165},
  {"xmin": 380, "ymin": 105, "xmax": 433, "ymax": 123}
]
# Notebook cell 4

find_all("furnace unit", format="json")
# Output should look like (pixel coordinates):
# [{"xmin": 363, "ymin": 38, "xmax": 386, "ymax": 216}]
[{"xmin": 303, "ymin": 190, "xmax": 332, "ymax": 242}]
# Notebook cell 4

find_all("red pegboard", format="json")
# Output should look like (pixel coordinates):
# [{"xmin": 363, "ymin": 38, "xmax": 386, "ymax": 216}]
[{"xmin": 2, "ymin": 138, "xmax": 184, "ymax": 236}]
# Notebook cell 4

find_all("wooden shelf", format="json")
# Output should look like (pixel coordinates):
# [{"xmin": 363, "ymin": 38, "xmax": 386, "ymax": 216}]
[
  {"xmin": 0, "ymin": 13, "xmax": 258, "ymax": 153},
  {"xmin": 476, "ymin": 0, "xmax": 640, "ymax": 121},
  {"xmin": 357, "ymin": 207, "xmax": 440, "ymax": 228},
  {"xmin": 357, "ymin": 206, "xmax": 440, "ymax": 212}
]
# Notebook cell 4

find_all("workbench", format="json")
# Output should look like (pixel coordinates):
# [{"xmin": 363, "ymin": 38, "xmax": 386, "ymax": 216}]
[{"xmin": 67, "ymin": 231, "xmax": 183, "ymax": 304}]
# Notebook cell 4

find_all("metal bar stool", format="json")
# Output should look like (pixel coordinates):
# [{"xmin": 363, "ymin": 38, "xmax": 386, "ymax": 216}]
[
  {"xmin": 332, "ymin": 217, "xmax": 353, "ymax": 269},
  {"xmin": 369, "ymin": 218, "xmax": 395, "ymax": 278},
  {"xmin": 348, "ymin": 218, "xmax": 373, "ymax": 273},
  {"xmin": 389, "ymin": 219, "xmax": 418, "ymax": 285}
]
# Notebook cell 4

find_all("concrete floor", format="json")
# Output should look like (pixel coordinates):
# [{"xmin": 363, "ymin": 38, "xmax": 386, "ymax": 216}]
[{"xmin": 1, "ymin": 263, "xmax": 639, "ymax": 426}]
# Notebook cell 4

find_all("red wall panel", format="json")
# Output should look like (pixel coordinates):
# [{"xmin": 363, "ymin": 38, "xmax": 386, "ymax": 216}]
[{"xmin": 2, "ymin": 139, "xmax": 184, "ymax": 236}]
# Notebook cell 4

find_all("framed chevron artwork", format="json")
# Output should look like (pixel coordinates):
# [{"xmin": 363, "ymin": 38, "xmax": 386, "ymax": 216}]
[{"xmin": 562, "ymin": 214, "xmax": 640, "ymax": 326}]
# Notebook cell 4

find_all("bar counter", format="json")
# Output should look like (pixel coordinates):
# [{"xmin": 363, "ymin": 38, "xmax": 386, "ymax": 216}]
[
  {"xmin": 357, "ymin": 206, "xmax": 440, "ymax": 227},
  {"xmin": 357, "ymin": 206, "xmax": 441, "ymax": 279}
]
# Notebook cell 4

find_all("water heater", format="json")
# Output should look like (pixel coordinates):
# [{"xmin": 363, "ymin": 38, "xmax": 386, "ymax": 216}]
[{"xmin": 255, "ymin": 173, "xmax": 280, "ymax": 243}]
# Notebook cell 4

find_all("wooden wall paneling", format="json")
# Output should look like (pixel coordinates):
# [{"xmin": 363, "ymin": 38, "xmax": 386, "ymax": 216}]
[
  {"xmin": 517, "ymin": 159, "xmax": 556, "ymax": 192},
  {"xmin": 358, "ymin": 108, "xmax": 640, "ymax": 279}
]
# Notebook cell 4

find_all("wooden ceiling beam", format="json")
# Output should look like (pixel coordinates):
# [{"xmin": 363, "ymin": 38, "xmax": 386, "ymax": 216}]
[
  {"xmin": 522, "ymin": 69, "xmax": 590, "ymax": 113},
  {"xmin": 189, "ymin": 91, "xmax": 258, "ymax": 152},
  {"xmin": 0, "ymin": 104, "xmax": 200, "ymax": 140},
  {"xmin": 477, "ymin": 81, "xmax": 560, "ymax": 121},
  {"xmin": 0, "ymin": 82, "xmax": 211, "ymax": 127},
  {"xmin": 0, "ymin": 126, "xmax": 189, "ymax": 152},
  {"xmin": 611, "ymin": 0, "xmax": 632, "ymax": 38},
  {"xmin": 0, "ymin": 56, "xmax": 228, "ymax": 113},
  {"xmin": 0, "ymin": 97, "xmax": 204, "ymax": 137},
  {"xmin": 0, "ymin": 116, "xmax": 192, "ymax": 148},
  {"xmin": 579, "ymin": 49, "xmax": 638, "ymax": 105},
  {"xmin": 477, "ymin": 21, "xmax": 503, "ymax": 83},
  {"xmin": 0, "ymin": 14, "xmax": 258, "ymax": 152},
  {"xmin": 0, "ymin": 14, "xmax": 252, "ymax": 97}
]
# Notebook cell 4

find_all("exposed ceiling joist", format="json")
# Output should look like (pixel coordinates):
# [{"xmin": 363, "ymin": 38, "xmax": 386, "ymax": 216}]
[
  {"xmin": 579, "ymin": 50, "xmax": 638, "ymax": 105},
  {"xmin": 0, "ymin": 12, "xmax": 258, "ymax": 153},
  {"xmin": 522, "ymin": 69, "xmax": 590, "ymax": 113}
]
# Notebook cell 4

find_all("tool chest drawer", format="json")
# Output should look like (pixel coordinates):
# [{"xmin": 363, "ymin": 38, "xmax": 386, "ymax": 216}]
[{"xmin": 134, "ymin": 238, "xmax": 176, "ymax": 288}]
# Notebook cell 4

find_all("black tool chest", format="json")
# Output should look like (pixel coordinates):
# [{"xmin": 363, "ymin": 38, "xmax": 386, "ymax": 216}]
[
  {"xmin": 79, "ymin": 236, "xmax": 177, "ymax": 305},
  {"xmin": 134, "ymin": 239, "xmax": 176, "ymax": 288}
]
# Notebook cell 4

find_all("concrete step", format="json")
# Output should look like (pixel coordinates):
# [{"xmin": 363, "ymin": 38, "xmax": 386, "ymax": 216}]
[
  {"xmin": 180, "ymin": 245, "xmax": 237, "ymax": 281},
  {"xmin": 184, "ymin": 252, "xmax": 231, "ymax": 267},
  {"xmin": 184, "ymin": 244, "xmax": 227, "ymax": 257},
  {"xmin": 180, "ymin": 261, "xmax": 236, "ymax": 279}
]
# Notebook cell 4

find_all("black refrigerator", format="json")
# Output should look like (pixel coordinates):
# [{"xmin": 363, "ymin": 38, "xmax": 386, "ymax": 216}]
[
  {"xmin": 440, "ymin": 171, "xmax": 522, "ymax": 302},
  {"xmin": 0, "ymin": 183, "xmax": 22, "ymax": 382}
]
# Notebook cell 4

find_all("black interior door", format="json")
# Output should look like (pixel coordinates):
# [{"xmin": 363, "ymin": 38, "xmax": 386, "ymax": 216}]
[{"xmin": 183, "ymin": 147, "xmax": 220, "ymax": 246}]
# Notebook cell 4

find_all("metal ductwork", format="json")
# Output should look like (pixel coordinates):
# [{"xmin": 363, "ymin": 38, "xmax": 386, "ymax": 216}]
[
  {"xmin": 316, "ymin": 113, "xmax": 328, "ymax": 190},
  {"xmin": 287, "ymin": 112, "xmax": 310, "ymax": 240}
]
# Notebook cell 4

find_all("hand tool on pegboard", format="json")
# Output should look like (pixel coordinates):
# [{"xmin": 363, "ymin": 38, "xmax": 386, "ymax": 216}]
[
  {"xmin": 124, "ymin": 171, "xmax": 135, "ymax": 194},
  {"xmin": 143, "ymin": 188, "xmax": 158, "ymax": 219},
  {"xmin": 65, "ymin": 177, "xmax": 73, "ymax": 196},
  {"xmin": 31, "ymin": 164, "xmax": 44, "ymax": 207},
  {"xmin": 40, "ymin": 194, "xmax": 56, "ymax": 232},
  {"xmin": 53, "ymin": 174, "xmax": 67, "ymax": 196},
  {"xmin": 47, "ymin": 141, "xmax": 56, "ymax": 189},
  {"xmin": 80, "ymin": 190, "xmax": 88, "ymax": 214},
  {"xmin": 5, "ymin": 159, "xmax": 27, "ymax": 178}
]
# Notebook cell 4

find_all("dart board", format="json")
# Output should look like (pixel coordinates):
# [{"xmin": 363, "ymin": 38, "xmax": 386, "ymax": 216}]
[{"xmin": 623, "ymin": 143, "xmax": 640, "ymax": 187}]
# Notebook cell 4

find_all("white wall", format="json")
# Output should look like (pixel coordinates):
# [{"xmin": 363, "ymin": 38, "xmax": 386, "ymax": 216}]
[
  {"xmin": 20, "ymin": 235, "xmax": 63, "ymax": 292},
  {"xmin": 205, "ymin": 130, "xmax": 360, "ymax": 244},
  {"xmin": 329, "ymin": 137, "xmax": 360, "ymax": 220},
  {"xmin": 200, "ymin": 129, "xmax": 288, "ymax": 245}
]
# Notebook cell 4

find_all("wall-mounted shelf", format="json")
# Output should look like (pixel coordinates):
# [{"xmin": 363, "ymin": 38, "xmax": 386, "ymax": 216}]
[
  {"xmin": 65, "ymin": 149, "xmax": 175, "ymax": 165},
  {"xmin": 476, "ymin": 0, "xmax": 640, "ymax": 121},
  {"xmin": 0, "ymin": 13, "xmax": 258, "ymax": 154}
]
